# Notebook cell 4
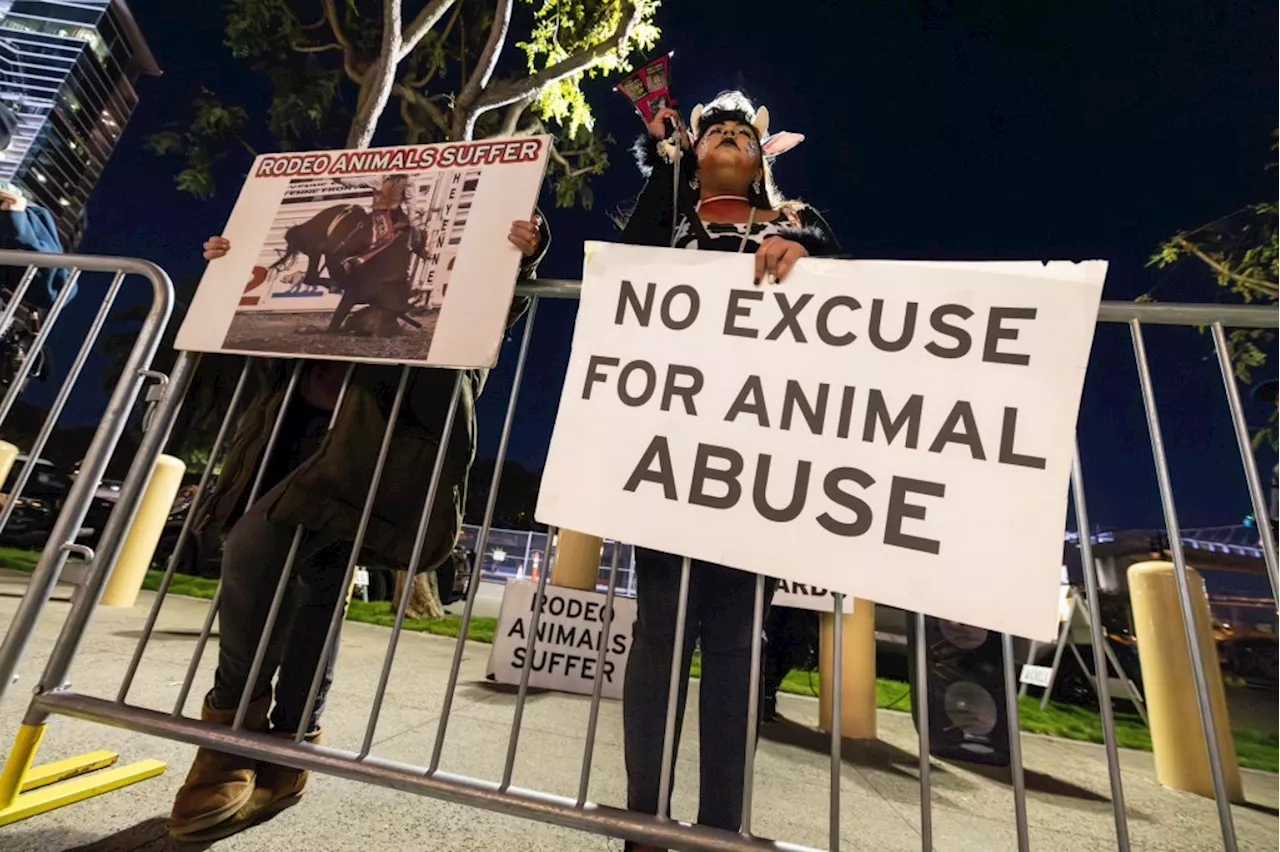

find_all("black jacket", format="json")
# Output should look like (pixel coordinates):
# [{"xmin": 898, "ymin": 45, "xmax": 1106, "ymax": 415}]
[{"xmin": 618, "ymin": 135, "xmax": 841, "ymax": 258}]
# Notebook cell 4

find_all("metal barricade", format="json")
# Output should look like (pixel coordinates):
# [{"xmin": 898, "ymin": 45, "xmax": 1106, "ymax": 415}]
[
  {"xmin": 0, "ymin": 249, "xmax": 174, "ymax": 823},
  {"xmin": 1, "ymin": 269, "xmax": 1275, "ymax": 850}
]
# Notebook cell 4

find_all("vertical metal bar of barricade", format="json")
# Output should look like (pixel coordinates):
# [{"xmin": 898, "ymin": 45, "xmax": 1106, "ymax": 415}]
[
  {"xmin": 0, "ymin": 269, "xmax": 80, "ymax": 427},
  {"xmin": 1070, "ymin": 444, "xmax": 1131, "ymax": 851},
  {"xmin": 0, "ymin": 265, "xmax": 39, "ymax": 343},
  {"xmin": 739, "ymin": 573, "xmax": 766, "ymax": 836},
  {"xmin": 362, "ymin": 371, "xmax": 465, "ymax": 755},
  {"xmin": 1210, "ymin": 322, "xmax": 1279, "ymax": 598},
  {"xmin": 426, "ymin": 300, "xmax": 538, "ymax": 769},
  {"xmin": 232, "ymin": 363, "xmax": 358, "ymax": 731},
  {"xmin": 1001, "ymin": 634, "xmax": 1030, "ymax": 851},
  {"xmin": 0, "ymin": 259, "xmax": 174, "ymax": 706},
  {"xmin": 500, "ymin": 524, "xmax": 558, "ymax": 790},
  {"xmin": 21, "ymin": 354, "xmax": 195, "ymax": 720},
  {"xmin": 829, "ymin": 593, "xmax": 843, "ymax": 852},
  {"xmin": 655, "ymin": 556, "xmax": 692, "ymax": 821},
  {"xmin": 576, "ymin": 538, "xmax": 622, "ymax": 807},
  {"xmin": 118, "ymin": 358, "xmax": 251, "ymax": 703},
  {"xmin": 1129, "ymin": 320, "xmax": 1239, "ymax": 851},
  {"xmin": 914, "ymin": 612, "xmax": 932, "ymax": 851},
  {"xmin": 0, "ymin": 271, "xmax": 118, "ymax": 535},
  {"xmin": 292, "ymin": 365, "xmax": 414, "ymax": 740},
  {"xmin": 173, "ymin": 359, "xmax": 307, "ymax": 716}
]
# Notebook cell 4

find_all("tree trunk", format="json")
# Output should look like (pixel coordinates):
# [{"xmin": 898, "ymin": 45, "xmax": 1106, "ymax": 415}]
[{"xmin": 394, "ymin": 568, "xmax": 445, "ymax": 619}]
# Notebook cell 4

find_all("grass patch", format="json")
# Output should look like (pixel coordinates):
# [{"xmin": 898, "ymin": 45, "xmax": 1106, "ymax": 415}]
[{"xmin": 2, "ymin": 546, "xmax": 1274, "ymax": 771}]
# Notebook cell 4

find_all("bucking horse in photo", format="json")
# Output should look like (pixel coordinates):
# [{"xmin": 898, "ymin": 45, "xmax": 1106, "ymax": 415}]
[{"xmin": 266, "ymin": 203, "xmax": 431, "ymax": 336}]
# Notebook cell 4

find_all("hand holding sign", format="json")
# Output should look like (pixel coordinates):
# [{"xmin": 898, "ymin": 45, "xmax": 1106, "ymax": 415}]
[{"xmin": 537, "ymin": 244, "xmax": 1105, "ymax": 642}]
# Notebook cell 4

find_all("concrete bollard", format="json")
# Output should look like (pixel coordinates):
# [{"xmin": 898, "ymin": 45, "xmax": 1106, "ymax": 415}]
[
  {"xmin": 1127, "ymin": 560, "xmax": 1244, "ymax": 802},
  {"xmin": 818, "ymin": 600, "xmax": 877, "ymax": 740},
  {"xmin": 549, "ymin": 529, "xmax": 603, "ymax": 591},
  {"xmin": 0, "ymin": 440, "xmax": 18, "ymax": 496},
  {"xmin": 100, "ymin": 455, "xmax": 186, "ymax": 608}
]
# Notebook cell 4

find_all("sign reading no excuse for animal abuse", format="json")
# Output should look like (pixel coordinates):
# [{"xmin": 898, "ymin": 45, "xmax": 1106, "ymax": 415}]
[
  {"xmin": 174, "ymin": 136, "xmax": 550, "ymax": 369},
  {"xmin": 536, "ymin": 244, "xmax": 1106, "ymax": 642}
]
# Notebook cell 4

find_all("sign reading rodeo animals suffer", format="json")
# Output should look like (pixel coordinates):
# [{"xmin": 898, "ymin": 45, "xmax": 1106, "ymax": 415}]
[
  {"xmin": 536, "ymin": 244, "xmax": 1106, "ymax": 642},
  {"xmin": 486, "ymin": 580, "xmax": 636, "ymax": 700},
  {"xmin": 175, "ymin": 137, "xmax": 551, "ymax": 369}
]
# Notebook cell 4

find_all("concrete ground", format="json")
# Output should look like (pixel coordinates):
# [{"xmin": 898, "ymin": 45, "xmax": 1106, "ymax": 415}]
[{"xmin": 1, "ymin": 571, "xmax": 1276, "ymax": 852}]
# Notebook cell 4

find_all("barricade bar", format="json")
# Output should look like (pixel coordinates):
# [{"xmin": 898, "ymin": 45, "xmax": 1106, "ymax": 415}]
[
  {"xmin": 33, "ymin": 691, "xmax": 820, "ymax": 852},
  {"xmin": 515, "ymin": 279, "xmax": 1279, "ymax": 329}
]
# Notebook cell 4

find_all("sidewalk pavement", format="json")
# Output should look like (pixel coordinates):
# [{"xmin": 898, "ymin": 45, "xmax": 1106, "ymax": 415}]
[{"xmin": 1, "ymin": 571, "xmax": 1276, "ymax": 852}]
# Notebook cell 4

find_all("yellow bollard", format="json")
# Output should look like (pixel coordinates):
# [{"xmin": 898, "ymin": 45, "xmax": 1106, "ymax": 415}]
[
  {"xmin": 818, "ymin": 599, "xmax": 877, "ymax": 740},
  {"xmin": 550, "ymin": 529, "xmax": 603, "ymax": 591},
  {"xmin": 0, "ymin": 440, "xmax": 18, "ymax": 496},
  {"xmin": 1127, "ymin": 561, "xmax": 1244, "ymax": 802},
  {"xmin": 100, "ymin": 455, "xmax": 186, "ymax": 608}
]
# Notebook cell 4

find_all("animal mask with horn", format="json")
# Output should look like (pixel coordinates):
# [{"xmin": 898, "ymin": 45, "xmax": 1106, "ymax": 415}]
[{"xmin": 689, "ymin": 92, "xmax": 805, "ymax": 161}]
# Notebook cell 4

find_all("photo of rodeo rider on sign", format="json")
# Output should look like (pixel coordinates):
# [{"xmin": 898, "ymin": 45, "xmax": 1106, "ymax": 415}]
[{"xmin": 174, "ymin": 136, "xmax": 551, "ymax": 369}]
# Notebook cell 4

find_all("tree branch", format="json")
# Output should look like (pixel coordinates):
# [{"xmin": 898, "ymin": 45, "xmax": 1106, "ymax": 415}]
[
  {"xmin": 550, "ymin": 144, "xmax": 597, "ymax": 178},
  {"xmin": 453, "ymin": 0, "xmax": 514, "ymax": 139},
  {"xmin": 1174, "ymin": 235, "xmax": 1280, "ymax": 299},
  {"xmin": 398, "ymin": 0, "xmax": 457, "ymax": 61},
  {"xmin": 471, "ymin": 0, "xmax": 642, "ymax": 115},
  {"xmin": 404, "ymin": 0, "xmax": 464, "ymax": 87},
  {"xmin": 501, "ymin": 95, "xmax": 534, "ymax": 136},
  {"xmin": 290, "ymin": 41, "xmax": 345, "ymax": 54},
  {"xmin": 347, "ymin": 0, "xmax": 405, "ymax": 149},
  {"xmin": 393, "ymin": 84, "xmax": 451, "ymax": 137},
  {"xmin": 321, "ymin": 0, "xmax": 365, "ymax": 83}
]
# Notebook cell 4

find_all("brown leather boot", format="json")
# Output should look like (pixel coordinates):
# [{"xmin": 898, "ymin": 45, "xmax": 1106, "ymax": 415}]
[{"xmin": 168, "ymin": 693, "xmax": 270, "ymax": 839}]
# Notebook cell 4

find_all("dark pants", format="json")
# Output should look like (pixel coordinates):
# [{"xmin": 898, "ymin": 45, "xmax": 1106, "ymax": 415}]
[
  {"xmin": 762, "ymin": 607, "xmax": 818, "ymax": 712},
  {"xmin": 622, "ymin": 550, "xmax": 773, "ymax": 832},
  {"xmin": 210, "ymin": 479, "xmax": 349, "ymax": 734}
]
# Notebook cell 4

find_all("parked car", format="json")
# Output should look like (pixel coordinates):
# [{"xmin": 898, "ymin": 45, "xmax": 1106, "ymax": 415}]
[{"xmin": 0, "ymin": 455, "xmax": 116, "ymax": 551}]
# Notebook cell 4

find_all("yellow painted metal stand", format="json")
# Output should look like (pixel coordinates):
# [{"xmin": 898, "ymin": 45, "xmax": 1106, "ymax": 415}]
[
  {"xmin": 818, "ymin": 600, "xmax": 877, "ymax": 740},
  {"xmin": 101, "ymin": 454, "xmax": 187, "ymax": 607},
  {"xmin": 0, "ymin": 723, "xmax": 165, "ymax": 826},
  {"xmin": 1128, "ymin": 561, "xmax": 1244, "ymax": 802},
  {"xmin": 549, "ymin": 529, "xmax": 602, "ymax": 591}
]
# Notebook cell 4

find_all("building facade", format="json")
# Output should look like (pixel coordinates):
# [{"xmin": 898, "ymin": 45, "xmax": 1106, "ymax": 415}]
[{"xmin": 0, "ymin": 0, "xmax": 158, "ymax": 247}]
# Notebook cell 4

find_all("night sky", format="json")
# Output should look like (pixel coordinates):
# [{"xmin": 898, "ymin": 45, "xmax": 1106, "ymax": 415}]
[{"xmin": 48, "ymin": 1, "xmax": 1280, "ymax": 536}]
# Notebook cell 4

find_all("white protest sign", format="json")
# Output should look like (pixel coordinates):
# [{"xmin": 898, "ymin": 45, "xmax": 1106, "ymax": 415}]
[
  {"xmin": 486, "ymin": 579, "xmax": 636, "ymax": 699},
  {"xmin": 772, "ymin": 578, "xmax": 855, "ymax": 613},
  {"xmin": 536, "ymin": 243, "xmax": 1105, "ymax": 642},
  {"xmin": 175, "ymin": 137, "xmax": 550, "ymax": 368}
]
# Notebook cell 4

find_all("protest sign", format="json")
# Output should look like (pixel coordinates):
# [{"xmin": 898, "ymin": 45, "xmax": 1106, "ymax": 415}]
[
  {"xmin": 175, "ymin": 137, "xmax": 550, "ymax": 368},
  {"xmin": 536, "ymin": 243, "xmax": 1105, "ymax": 642},
  {"xmin": 773, "ymin": 579, "xmax": 855, "ymax": 613},
  {"xmin": 486, "ymin": 579, "xmax": 636, "ymax": 699}
]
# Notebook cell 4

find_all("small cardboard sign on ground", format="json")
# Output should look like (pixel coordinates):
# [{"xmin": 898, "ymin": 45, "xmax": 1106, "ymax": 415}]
[
  {"xmin": 486, "ymin": 579, "xmax": 637, "ymax": 700},
  {"xmin": 536, "ymin": 244, "xmax": 1105, "ymax": 642},
  {"xmin": 772, "ymin": 579, "xmax": 855, "ymax": 613}
]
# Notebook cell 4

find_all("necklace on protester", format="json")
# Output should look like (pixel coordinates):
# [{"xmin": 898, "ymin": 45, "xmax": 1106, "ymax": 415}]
[{"xmin": 696, "ymin": 193, "xmax": 750, "ymax": 212}]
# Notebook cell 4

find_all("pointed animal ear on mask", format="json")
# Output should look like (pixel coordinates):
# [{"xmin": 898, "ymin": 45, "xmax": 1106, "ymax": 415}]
[
  {"xmin": 689, "ymin": 104, "xmax": 705, "ymax": 138},
  {"xmin": 751, "ymin": 106, "xmax": 770, "ymax": 140},
  {"xmin": 762, "ymin": 131, "xmax": 805, "ymax": 158}
]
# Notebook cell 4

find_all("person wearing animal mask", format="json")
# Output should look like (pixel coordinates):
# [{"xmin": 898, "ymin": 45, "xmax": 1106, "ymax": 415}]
[{"xmin": 615, "ymin": 90, "xmax": 841, "ymax": 848}]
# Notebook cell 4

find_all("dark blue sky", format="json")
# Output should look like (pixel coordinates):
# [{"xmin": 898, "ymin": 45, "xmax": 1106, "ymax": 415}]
[{"xmin": 55, "ymin": 0, "xmax": 1279, "ymax": 532}]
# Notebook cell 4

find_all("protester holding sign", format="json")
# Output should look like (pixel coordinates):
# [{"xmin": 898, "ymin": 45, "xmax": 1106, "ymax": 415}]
[
  {"xmin": 167, "ymin": 212, "xmax": 548, "ymax": 842},
  {"xmin": 614, "ymin": 91, "xmax": 841, "ymax": 847}
]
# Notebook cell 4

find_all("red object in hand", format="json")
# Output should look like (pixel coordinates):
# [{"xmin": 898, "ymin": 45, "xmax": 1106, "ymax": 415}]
[{"xmin": 615, "ymin": 53, "xmax": 676, "ymax": 125}]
